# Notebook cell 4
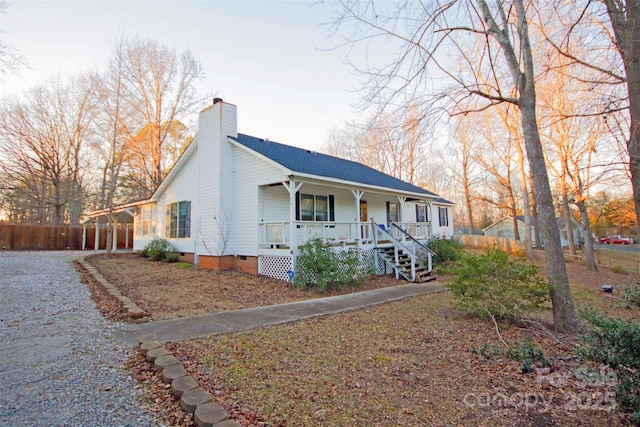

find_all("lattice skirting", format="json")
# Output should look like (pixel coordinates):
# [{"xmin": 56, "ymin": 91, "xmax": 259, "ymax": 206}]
[
  {"xmin": 259, "ymin": 248, "xmax": 389, "ymax": 281},
  {"xmin": 373, "ymin": 248, "xmax": 394, "ymax": 275},
  {"xmin": 259, "ymin": 256, "xmax": 293, "ymax": 281}
]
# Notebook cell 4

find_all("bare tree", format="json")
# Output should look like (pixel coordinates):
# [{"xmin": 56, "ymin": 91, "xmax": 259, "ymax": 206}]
[
  {"xmin": 119, "ymin": 37, "xmax": 208, "ymax": 196},
  {"xmin": 542, "ymin": 1, "xmax": 640, "ymax": 232},
  {"xmin": 449, "ymin": 117, "xmax": 482, "ymax": 232},
  {"xmin": 0, "ymin": 76, "xmax": 94, "ymax": 225},
  {"xmin": 91, "ymin": 38, "xmax": 133, "ymax": 255},
  {"xmin": 0, "ymin": 2, "xmax": 27, "ymax": 82},
  {"xmin": 323, "ymin": 106, "xmax": 433, "ymax": 185},
  {"xmin": 471, "ymin": 108, "xmax": 523, "ymax": 240},
  {"xmin": 200, "ymin": 211, "xmax": 233, "ymax": 285},
  {"xmin": 331, "ymin": 0, "xmax": 577, "ymax": 332},
  {"xmin": 499, "ymin": 107, "xmax": 534, "ymax": 257}
]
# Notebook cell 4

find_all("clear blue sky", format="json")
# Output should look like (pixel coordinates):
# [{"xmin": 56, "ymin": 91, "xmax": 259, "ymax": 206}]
[{"xmin": 0, "ymin": 0, "xmax": 369, "ymax": 150}]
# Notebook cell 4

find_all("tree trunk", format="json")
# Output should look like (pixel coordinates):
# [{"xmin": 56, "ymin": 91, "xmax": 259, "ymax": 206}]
[
  {"xmin": 577, "ymin": 200, "xmax": 598, "ymax": 271},
  {"xmin": 562, "ymin": 195, "xmax": 577, "ymax": 256},
  {"xmin": 520, "ymin": 98, "xmax": 576, "ymax": 333},
  {"xmin": 105, "ymin": 215, "xmax": 113, "ymax": 256},
  {"xmin": 604, "ymin": 0, "xmax": 640, "ymax": 231},
  {"xmin": 515, "ymin": 136, "xmax": 533, "ymax": 258},
  {"xmin": 511, "ymin": 211, "xmax": 520, "ymax": 241}
]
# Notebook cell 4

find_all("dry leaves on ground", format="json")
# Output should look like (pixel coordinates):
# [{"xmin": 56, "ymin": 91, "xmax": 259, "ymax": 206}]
[
  {"xmin": 85, "ymin": 253, "xmax": 403, "ymax": 320},
  {"xmin": 80, "ymin": 250, "xmax": 639, "ymax": 426},
  {"xmin": 171, "ymin": 291, "xmax": 629, "ymax": 426}
]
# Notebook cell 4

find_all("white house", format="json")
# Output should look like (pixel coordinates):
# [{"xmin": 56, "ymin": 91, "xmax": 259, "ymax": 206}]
[
  {"xmin": 84, "ymin": 99, "xmax": 454, "ymax": 282},
  {"xmin": 482, "ymin": 215, "xmax": 584, "ymax": 248}
]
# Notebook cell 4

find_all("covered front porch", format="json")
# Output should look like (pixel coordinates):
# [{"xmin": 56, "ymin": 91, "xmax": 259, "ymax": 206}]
[
  {"xmin": 255, "ymin": 178, "xmax": 436, "ymax": 282},
  {"xmin": 258, "ymin": 220, "xmax": 432, "ymax": 250}
]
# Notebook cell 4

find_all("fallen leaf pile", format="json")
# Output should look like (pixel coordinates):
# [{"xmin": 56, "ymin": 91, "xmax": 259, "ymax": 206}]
[{"xmin": 75, "ymin": 260, "xmax": 127, "ymax": 322}]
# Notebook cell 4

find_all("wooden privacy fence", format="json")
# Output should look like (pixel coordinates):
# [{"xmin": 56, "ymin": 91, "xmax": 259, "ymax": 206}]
[
  {"xmin": 0, "ymin": 223, "xmax": 133, "ymax": 250},
  {"xmin": 455, "ymin": 234, "xmax": 526, "ymax": 255}
]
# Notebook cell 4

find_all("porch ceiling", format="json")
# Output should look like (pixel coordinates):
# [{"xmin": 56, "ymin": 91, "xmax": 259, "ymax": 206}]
[{"xmin": 261, "ymin": 178, "xmax": 434, "ymax": 201}]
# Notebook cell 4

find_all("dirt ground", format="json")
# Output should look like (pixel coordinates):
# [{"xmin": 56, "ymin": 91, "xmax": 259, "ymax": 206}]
[
  {"xmin": 81, "ymin": 251, "xmax": 640, "ymax": 426},
  {"xmin": 86, "ymin": 253, "xmax": 407, "ymax": 320}
]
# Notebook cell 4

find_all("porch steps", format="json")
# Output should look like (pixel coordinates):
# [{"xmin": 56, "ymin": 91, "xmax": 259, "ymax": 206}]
[{"xmin": 377, "ymin": 246, "xmax": 435, "ymax": 283}]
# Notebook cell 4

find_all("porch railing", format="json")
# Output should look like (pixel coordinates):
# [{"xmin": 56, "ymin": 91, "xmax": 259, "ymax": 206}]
[
  {"xmin": 258, "ymin": 221, "xmax": 431, "ymax": 248},
  {"xmin": 390, "ymin": 221, "xmax": 432, "ymax": 242}
]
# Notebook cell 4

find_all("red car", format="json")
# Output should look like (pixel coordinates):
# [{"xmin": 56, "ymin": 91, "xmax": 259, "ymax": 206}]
[{"xmin": 600, "ymin": 235, "xmax": 634, "ymax": 245}]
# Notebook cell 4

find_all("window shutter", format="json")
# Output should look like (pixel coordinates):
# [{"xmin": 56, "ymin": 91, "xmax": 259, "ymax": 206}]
[
  {"xmin": 165, "ymin": 205, "xmax": 170, "ymax": 238},
  {"xmin": 386, "ymin": 201, "xmax": 390, "ymax": 225},
  {"xmin": 295, "ymin": 191, "xmax": 300, "ymax": 221},
  {"xmin": 329, "ymin": 195, "xmax": 335, "ymax": 221},
  {"xmin": 415, "ymin": 205, "xmax": 419, "ymax": 222},
  {"xmin": 186, "ymin": 201, "xmax": 191, "ymax": 238}
]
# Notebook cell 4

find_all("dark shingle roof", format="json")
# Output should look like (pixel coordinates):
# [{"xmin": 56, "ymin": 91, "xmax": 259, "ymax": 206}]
[
  {"xmin": 434, "ymin": 197, "xmax": 455, "ymax": 205},
  {"xmin": 230, "ymin": 133, "xmax": 438, "ymax": 197}
]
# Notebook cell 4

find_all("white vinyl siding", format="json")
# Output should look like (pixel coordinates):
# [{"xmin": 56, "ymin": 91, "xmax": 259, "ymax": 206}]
[
  {"xmin": 159, "ymin": 148, "xmax": 199, "ymax": 252},
  {"xmin": 232, "ymin": 145, "xmax": 286, "ymax": 255},
  {"xmin": 432, "ymin": 204, "xmax": 454, "ymax": 239}
]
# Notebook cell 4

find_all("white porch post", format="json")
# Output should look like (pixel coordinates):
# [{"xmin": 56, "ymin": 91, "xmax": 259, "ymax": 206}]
[
  {"xmin": 112, "ymin": 219, "xmax": 118, "ymax": 252},
  {"xmin": 397, "ymin": 196, "xmax": 406, "ymax": 222},
  {"xmin": 94, "ymin": 220, "xmax": 100, "ymax": 251},
  {"xmin": 283, "ymin": 179, "xmax": 303, "ymax": 276},
  {"xmin": 82, "ymin": 223, "xmax": 87, "ymax": 250},
  {"xmin": 125, "ymin": 223, "xmax": 130, "ymax": 249},
  {"xmin": 352, "ymin": 190, "xmax": 364, "ymax": 243}
]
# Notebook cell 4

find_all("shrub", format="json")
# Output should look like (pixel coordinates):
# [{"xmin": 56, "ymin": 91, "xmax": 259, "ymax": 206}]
[
  {"xmin": 293, "ymin": 238, "xmax": 373, "ymax": 292},
  {"xmin": 144, "ymin": 238, "xmax": 178, "ymax": 262},
  {"xmin": 622, "ymin": 282, "xmax": 640, "ymax": 310},
  {"xmin": 579, "ymin": 310, "xmax": 640, "ymax": 422},
  {"xmin": 427, "ymin": 237, "xmax": 464, "ymax": 265},
  {"xmin": 506, "ymin": 339, "xmax": 550, "ymax": 373},
  {"xmin": 611, "ymin": 264, "xmax": 627, "ymax": 274},
  {"xmin": 471, "ymin": 343, "xmax": 502, "ymax": 360},
  {"xmin": 446, "ymin": 246, "xmax": 549, "ymax": 320}
]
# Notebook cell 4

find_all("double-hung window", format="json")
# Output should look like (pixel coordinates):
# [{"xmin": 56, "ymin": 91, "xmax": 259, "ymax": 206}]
[
  {"xmin": 438, "ymin": 206, "xmax": 449, "ymax": 227},
  {"xmin": 165, "ymin": 201, "xmax": 191, "ymax": 238},
  {"xmin": 135, "ymin": 205, "xmax": 156, "ymax": 237},
  {"xmin": 298, "ymin": 193, "xmax": 334, "ymax": 221},
  {"xmin": 416, "ymin": 205, "xmax": 429, "ymax": 223}
]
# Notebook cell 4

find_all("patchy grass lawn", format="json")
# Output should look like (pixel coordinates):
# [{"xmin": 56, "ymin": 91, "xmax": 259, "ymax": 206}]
[
  {"xmin": 170, "ymin": 255, "xmax": 637, "ymax": 426},
  {"xmin": 594, "ymin": 245, "xmax": 640, "ymax": 275},
  {"xmin": 172, "ymin": 289, "xmax": 631, "ymax": 426},
  {"xmin": 87, "ymin": 249, "xmax": 639, "ymax": 426}
]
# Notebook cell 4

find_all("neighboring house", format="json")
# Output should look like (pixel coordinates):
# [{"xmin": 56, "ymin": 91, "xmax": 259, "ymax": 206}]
[
  {"xmin": 84, "ymin": 99, "xmax": 454, "ymax": 282},
  {"xmin": 482, "ymin": 215, "xmax": 584, "ymax": 248}
]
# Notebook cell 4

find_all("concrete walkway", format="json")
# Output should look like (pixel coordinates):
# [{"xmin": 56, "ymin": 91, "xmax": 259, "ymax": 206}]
[{"xmin": 117, "ymin": 282, "xmax": 445, "ymax": 344}]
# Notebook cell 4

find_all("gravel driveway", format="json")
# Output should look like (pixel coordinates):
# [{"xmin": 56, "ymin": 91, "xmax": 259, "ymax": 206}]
[{"xmin": 0, "ymin": 251, "xmax": 160, "ymax": 427}]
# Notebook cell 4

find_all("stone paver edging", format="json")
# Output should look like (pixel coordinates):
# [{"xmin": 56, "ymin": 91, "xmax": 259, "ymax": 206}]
[
  {"xmin": 80, "ymin": 255, "xmax": 445, "ymax": 425},
  {"xmin": 137, "ymin": 333, "xmax": 241, "ymax": 427},
  {"xmin": 79, "ymin": 256, "xmax": 241, "ymax": 426},
  {"xmin": 77, "ymin": 257, "xmax": 150, "ymax": 323}
]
